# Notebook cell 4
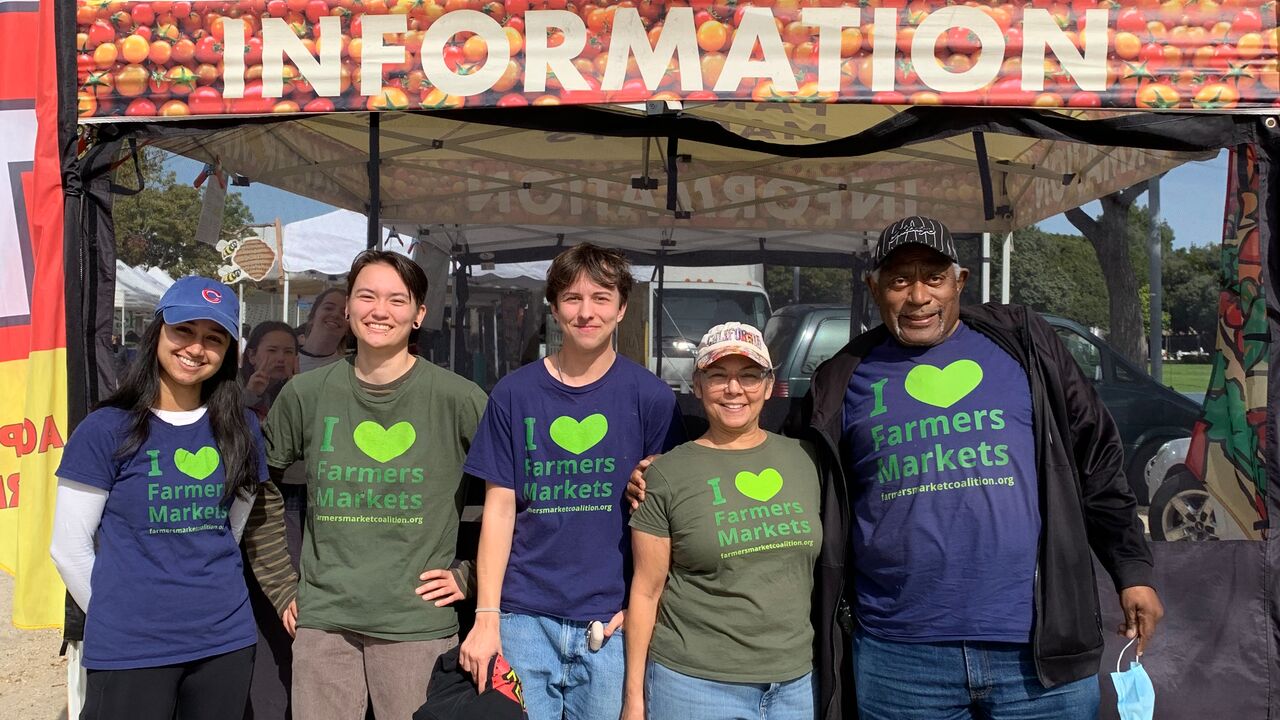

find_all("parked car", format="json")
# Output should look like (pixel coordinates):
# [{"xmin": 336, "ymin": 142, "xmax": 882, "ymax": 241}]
[
  {"xmin": 762, "ymin": 305, "xmax": 1201, "ymax": 504},
  {"xmin": 763, "ymin": 304, "xmax": 852, "ymax": 401},
  {"xmin": 1046, "ymin": 315, "xmax": 1201, "ymax": 504},
  {"xmin": 1144, "ymin": 438, "xmax": 1246, "ymax": 541}
]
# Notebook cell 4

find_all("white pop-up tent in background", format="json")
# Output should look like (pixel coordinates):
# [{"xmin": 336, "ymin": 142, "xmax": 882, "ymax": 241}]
[{"xmin": 112, "ymin": 261, "xmax": 174, "ymax": 312}]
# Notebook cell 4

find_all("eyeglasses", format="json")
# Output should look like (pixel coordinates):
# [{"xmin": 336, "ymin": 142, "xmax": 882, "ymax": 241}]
[{"xmin": 700, "ymin": 369, "xmax": 771, "ymax": 391}]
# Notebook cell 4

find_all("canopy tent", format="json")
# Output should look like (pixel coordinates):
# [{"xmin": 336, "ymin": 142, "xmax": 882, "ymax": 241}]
[
  {"xmin": 43, "ymin": 2, "xmax": 1280, "ymax": 719},
  {"xmin": 281, "ymin": 210, "xmax": 668, "ymax": 286},
  {"xmin": 111, "ymin": 261, "xmax": 174, "ymax": 311},
  {"xmin": 72, "ymin": 110, "xmax": 1280, "ymax": 720},
  {"xmin": 135, "ymin": 104, "xmax": 1209, "ymax": 265},
  {"xmin": 281, "ymin": 209, "xmax": 395, "ymax": 276},
  {"xmin": 280, "ymin": 208, "xmax": 549, "ymax": 288}
]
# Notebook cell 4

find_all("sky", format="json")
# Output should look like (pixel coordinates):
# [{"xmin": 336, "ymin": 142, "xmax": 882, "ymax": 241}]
[
  {"xmin": 169, "ymin": 148, "xmax": 1229, "ymax": 251},
  {"xmin": 1037, "ymin": 151, "xmax": 1227, "ymax": 250}
]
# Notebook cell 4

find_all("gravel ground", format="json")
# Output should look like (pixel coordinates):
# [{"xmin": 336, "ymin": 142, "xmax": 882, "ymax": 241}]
[{"xmin": 0, "ymin": 572, "xmax": 68, "ymax": 720}]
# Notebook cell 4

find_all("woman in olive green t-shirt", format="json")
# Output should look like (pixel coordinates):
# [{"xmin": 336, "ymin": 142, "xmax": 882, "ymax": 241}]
[{"xmin": 624, "ymin": 322, "xmax": 823, "ymax": 720}]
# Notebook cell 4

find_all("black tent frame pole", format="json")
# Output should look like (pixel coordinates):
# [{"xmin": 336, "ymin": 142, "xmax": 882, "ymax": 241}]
[
  {"xmin": 850, "ymin": 253, "xmax": 869, "ymax": 337},
  {"xmin": 367, "ymin": 112, "xmax": 380, "ymax": 250},
  {"xmin": 972, "ymin": 131, "xmax": 997, "ymax": 221},
  {"xmin": 454, "ymin": 262, "xmax": 469, "ymax": 377},
  {"xmin": 654, "ymin": 251, "xmax": 666, "ymax": 380}
]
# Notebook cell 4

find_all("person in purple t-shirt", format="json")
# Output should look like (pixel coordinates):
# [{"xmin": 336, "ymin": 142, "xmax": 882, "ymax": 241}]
[
  {"xmin": 811, "ymin": 216, "xmax": 1164, "ymax": 719},
  {"xmin": 460, "ymin": 244, "xmax": 684, "ymax": 720},
  {"xmin": 50, "ymin": 277, "xmax": 271, "ymax": 720}
]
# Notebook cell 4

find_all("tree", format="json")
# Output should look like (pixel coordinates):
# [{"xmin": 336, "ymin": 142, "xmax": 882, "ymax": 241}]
[
  {"xmin": 992, "ymin": 227, "xmax": 1110, "ymax": 329},
  {"xmin": 1163, "ymin": 244, "xmax": 1219, "ymax": 352},
  {"xmin": 1065, "ymin": 182, "xmax": 1154, "ymax": 366},
  {"xmin": 765, "ymin": 266, "xmax": 854, "ymax": 308},
  {"xmin": 113, "ymin": 148, "xmax": 255, "ymax": 278}
]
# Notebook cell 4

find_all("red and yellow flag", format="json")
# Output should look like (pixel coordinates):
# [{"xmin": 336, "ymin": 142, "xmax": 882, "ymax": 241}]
[{"xmin": 0, "ymin": 0, "xmax": 69, "ymax": 629}]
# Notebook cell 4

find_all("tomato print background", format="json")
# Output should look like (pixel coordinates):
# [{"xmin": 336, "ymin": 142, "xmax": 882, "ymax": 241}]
[{"xmin": 74, "ymin": 0, "xmax": 1279, "ymax": 119}]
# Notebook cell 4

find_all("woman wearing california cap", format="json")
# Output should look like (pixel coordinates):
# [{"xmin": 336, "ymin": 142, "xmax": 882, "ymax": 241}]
[
  {"xmin": 623, "ymin": 322, "xmax": 824, "ymax": 720},
  {"xmin": 50, "ymin": 276, "xmax": 270, "ymax": 720}
]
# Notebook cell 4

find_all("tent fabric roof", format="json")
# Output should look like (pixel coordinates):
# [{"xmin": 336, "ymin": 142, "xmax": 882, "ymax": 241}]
[
  {"xmin": 281, "ymin": 210, "xmax": 398, "ymax": 275},
  {"xmin": 283, "ymin": 209, "xmax": 632, "ymax": 286},
  {"xmin": 138, "ymin": 104, "xmax": 1217, "ymax": 262},
  {"xmin": 114, "ymin": 262, "xmax": 174, "ymax": 310}
]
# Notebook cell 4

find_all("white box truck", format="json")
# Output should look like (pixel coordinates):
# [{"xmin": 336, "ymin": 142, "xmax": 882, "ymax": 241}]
[{"xmin": 617, "ymin": 265, "xmax": 772, "ymax": 392}]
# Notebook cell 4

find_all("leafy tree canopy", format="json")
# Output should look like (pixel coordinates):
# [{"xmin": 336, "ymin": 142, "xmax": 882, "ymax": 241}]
[{"xmin": 113, "ymin": 148, "xmax": 255, "ymax": 278}]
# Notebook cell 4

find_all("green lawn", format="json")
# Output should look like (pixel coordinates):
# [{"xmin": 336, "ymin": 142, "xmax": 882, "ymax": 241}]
[{"xmin": 1160, "ymin": 363, "xmax": 1212, "ymax": 395}]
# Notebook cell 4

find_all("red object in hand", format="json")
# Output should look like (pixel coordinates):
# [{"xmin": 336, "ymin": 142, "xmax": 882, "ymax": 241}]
[{"xmin": 488, "ymin": 654, "xmax": 525, "ymax": 710}]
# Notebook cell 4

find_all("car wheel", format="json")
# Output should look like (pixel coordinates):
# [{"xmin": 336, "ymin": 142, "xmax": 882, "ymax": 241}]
[
  {"xmin": 1149, "ymin": 470, "xmax": 1219, "ymax": 542},
  {"xmin": 1126, "ymin": 439, "xmax": 1168, "ymax": 506}
]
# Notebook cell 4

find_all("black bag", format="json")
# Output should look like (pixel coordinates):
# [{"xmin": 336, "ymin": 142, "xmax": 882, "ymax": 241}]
[{"xmin": 414, "ymin": 647, "xmax": 526, "ymax": 720}]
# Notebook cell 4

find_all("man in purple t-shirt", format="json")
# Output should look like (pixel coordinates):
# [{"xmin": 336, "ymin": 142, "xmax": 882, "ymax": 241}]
[
  {"xmin": 801, "ymin": 216, "xmax": 1165, "ymax": 719},
  {"xmin": 460, "ymin": 244, "xmax": 684, "ymax": 720}
]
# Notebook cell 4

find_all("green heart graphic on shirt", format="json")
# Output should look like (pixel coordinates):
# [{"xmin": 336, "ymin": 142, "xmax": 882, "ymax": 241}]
[
  {"xmin": 353, "ymin": 421, "xmax": 416, "ymax": 463},
  {"xmin": 173, "ymin": 446, "xmax": 220, "ymax": 481},
  {"xmin": 549, "ymin": 414, "xmax": 608, "ymax": 455},
  {"xmin": 735, "ymin": 468, "xmax": 784, "ymax": 503},
  {"xmin": 904, "ymin": 360, "xmax": 983, "ymax": 409}
]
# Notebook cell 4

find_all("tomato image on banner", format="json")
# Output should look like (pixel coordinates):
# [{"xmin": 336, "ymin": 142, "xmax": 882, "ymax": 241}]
[
  {"xmin": 0, "ymin": 0, "xmax": 71, "ymax": 629},
  {"xmin": 72, "ymin": 0, "xmax": 1280, "ymax": 118},
  {"xmin": 1184, "ymin": 144, "xmax": 1270, "ymax": 541}
]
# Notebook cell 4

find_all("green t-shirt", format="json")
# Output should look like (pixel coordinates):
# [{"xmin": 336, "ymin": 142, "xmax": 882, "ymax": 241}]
[
  {"xmin": 265, "ymin": 358, "xmax": 488, "ymax": 641},
  {"xmin": 630, "ymin": 433, "xmax": 823, "ymax": 683}
]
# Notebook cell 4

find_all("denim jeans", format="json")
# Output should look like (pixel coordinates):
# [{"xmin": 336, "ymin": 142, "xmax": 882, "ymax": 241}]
[
  {"xmin": 500, "ymin": 611, "xmax": 624, "ymax": 720},
  {"xmin": 644, "ymin": 660, "xmax": 815, "ymax": 720},
  {"xmin": 853, "ymin": 628, "xmax": 1100, "ymax": 720}
]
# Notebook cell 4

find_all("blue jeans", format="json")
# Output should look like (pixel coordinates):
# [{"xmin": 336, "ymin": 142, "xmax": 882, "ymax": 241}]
[
  {"xmin": 644, "ymin": 660, "xmax": 815, "ymax": 720},
  {"xmin": 854, "ymin": 629, "xmax": 1100, "ymax": 720},
  {"xmin": 500, "ymin": 611, "xmax": 623, "ymax": 720}
]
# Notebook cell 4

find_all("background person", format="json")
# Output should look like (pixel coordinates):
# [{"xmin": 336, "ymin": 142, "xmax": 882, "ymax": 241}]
[
  {"xmin": 241, "ymin": 320, "xmax": 300, "ymax": 420},
  {"xmin": 625, "ymin": 323, "xmax": 822, "ymax": 720},
  {"xmin": 257, "ymin": 251, "xmax": 487, "ymax": 719},
  {"xmin": 459, "ymin": 243, "xmax": 684, "ymax": 720},
  {"xmin": 50, "ymin": 277, "xmax": 270, "ymax": 720},
  {"xmin": 297, "ymin": 287, "xmax": 348, "ymax": 372},
  {"xmin": 237, "ymin": 319, "xmax": 306, "ymax": 720}
]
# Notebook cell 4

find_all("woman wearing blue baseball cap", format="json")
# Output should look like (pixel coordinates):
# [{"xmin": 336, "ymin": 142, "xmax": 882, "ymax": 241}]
[{"xmin": 50, "ymin": 276, "xmax": 274, "ymax": 720}]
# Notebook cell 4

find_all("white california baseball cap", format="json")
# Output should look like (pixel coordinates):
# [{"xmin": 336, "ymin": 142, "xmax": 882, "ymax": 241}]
[{"xmin": 695, "ymin": 322, "xmax": 772, "ymax": 370}]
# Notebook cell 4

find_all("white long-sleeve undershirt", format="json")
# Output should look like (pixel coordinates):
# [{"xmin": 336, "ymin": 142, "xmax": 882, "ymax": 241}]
[{"xmin": 49, "ymin": 407, "xmax": 254, "ymax": 611}]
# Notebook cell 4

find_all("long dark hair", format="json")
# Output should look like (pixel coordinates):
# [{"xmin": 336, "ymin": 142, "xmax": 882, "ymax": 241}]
[
  {"xmin": 240, "ymin": 320, "xmax": 298, "ymax": 382},
  {"xmin": 99, "ymin": 318, "xmax": 260, "ymax": 502}
]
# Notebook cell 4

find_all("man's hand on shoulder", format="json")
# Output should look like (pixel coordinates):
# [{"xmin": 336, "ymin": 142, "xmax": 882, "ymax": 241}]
[{"xmin": 625, "ymin": 455, "xmax": 658, "ymax": 511}]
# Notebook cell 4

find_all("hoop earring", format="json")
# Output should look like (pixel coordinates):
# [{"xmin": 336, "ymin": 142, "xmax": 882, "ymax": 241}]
[{"xmin": 413, "ymin": 322, "xmax": 421, "ymax": 329}]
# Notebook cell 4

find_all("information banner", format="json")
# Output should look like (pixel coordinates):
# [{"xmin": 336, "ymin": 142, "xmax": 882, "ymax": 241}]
[{"xmin": 74, "ymin": 0, "xmax": 1279, "ymax": 120}]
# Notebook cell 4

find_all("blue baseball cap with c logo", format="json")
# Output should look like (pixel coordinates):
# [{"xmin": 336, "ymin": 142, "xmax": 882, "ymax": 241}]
[{"xmin": 154, "ymin": 276, "xmax": 240, "ymax": 341}]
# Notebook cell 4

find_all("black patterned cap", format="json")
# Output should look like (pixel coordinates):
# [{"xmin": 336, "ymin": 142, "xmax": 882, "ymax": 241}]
[{"xmin": 872, "ymin": 216, "xmax": 958, "ymax": 269}]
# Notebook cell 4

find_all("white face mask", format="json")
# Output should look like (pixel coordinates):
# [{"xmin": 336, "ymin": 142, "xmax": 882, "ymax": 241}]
[{"xmin": 1110, "ymin": 637, "xmax": 1155, "ymax": 720}]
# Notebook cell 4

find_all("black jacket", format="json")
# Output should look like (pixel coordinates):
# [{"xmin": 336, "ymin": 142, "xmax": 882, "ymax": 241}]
[{"xmin": 798, "ymin": 303, "xmax": 1154, "ymax": 720}]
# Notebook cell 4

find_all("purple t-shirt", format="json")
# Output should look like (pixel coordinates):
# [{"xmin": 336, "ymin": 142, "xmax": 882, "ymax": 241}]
[
  {"xmin": 842, "ymin": 323, "xmax": 1039, "ymax": 643},
  {"xmin": 464, "ymin": 356, "xmax": 684, "ymax": 621},
  {"xmin": 57, "ymin": 407, "xmax": 267, "ymax": 669}
]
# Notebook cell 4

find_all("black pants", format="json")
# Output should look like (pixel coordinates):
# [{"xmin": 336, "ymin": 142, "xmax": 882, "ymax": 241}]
[
  {"xmin": 83, "ymin": 645, "xmax": 256, "ymax": 720},
  {"xmin": 244, "ymin": 481, "xmax": 306, "ymax": 720}
]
